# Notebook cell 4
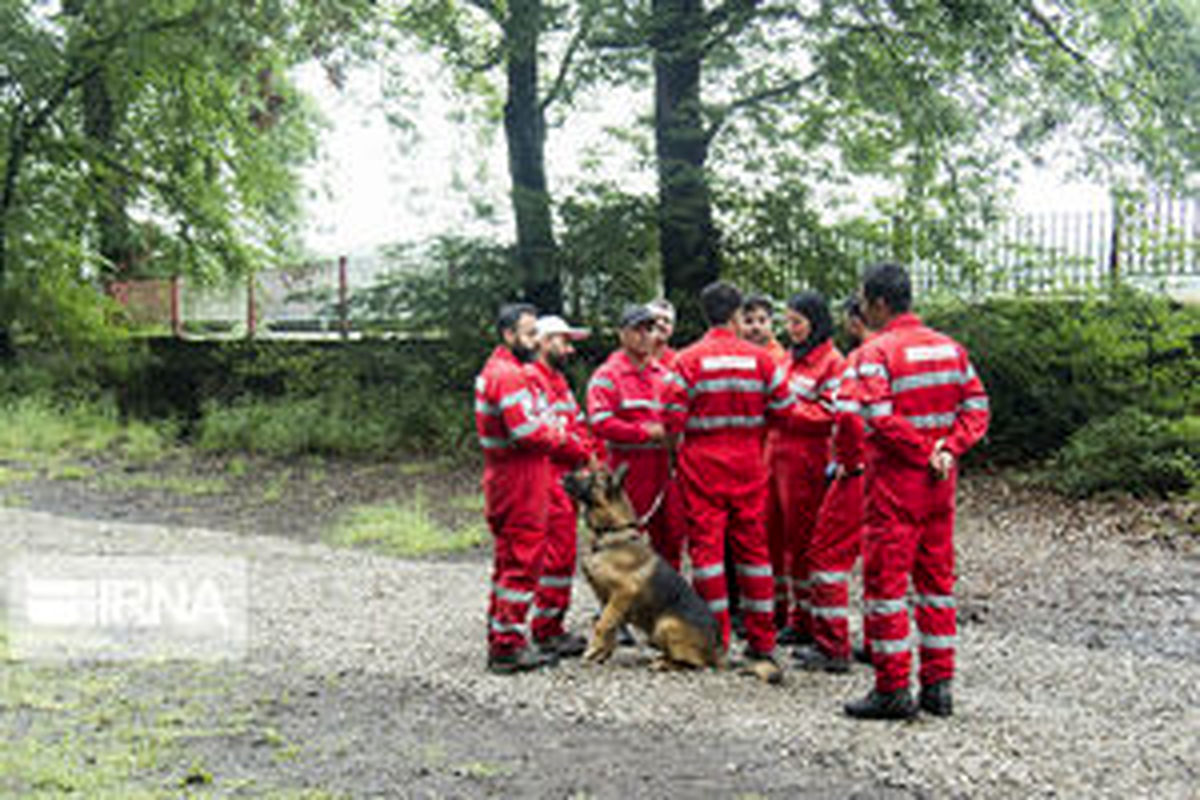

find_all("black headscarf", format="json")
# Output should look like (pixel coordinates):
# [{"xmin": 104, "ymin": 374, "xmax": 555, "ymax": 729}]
[{"xmin": 787, "ymin": 290, "xmax": 833, "ymax": 360}]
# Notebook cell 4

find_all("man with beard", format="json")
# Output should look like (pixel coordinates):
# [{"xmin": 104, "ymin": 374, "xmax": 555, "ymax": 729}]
[
  {"xmin": 647, "ymin": 297, "xmax": 680, "ymax": 370},
  {"xmin": 474, "ymin": 303, "xmax": 569, "ymax": 674},
  {"xmin": 526, "ymin": 315, "xmax": 597, "ymax": 659},
  {"xmin": 587, "ymin": 304, "xmax": 685, "ymax": 571}
]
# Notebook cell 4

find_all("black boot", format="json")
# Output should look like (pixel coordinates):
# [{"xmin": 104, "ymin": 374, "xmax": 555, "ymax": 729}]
[
  {"xmin": 792, "ymin": 645, "xmax": 851, "ymax": 674},
  {"xmin": 776, "ymin": 625, "xmax": 814, "ymax": 647},
  {"xmin": 844, "ymin": 688, "xmax": 917, "ymax": 720},
  {"xmin": 487, "ymin": 646, "xmax": 555, "ymax": 675},
  {"xmin": 852, "ymin": 644, "xmax": 872, "ymax": 665},
  {"xmin": 919, "ymin": 680, "xmax": 953, "ymax": 717},
  {"xmin": 536, "ymin": 632, "xmax": 588, "ymax": 659}
]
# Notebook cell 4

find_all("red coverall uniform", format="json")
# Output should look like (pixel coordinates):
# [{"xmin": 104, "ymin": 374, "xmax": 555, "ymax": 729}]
[
  {"xmin": 840, "ymin": 313, "xmax": 989, "ymax": 692},
  {"xmin": 765, "ymin": 340, "xmax": 844, "ymax": 635},
  {"xmin": 587, "ymin": 351, "xmax": 685, "ymax": 570},
  {"xmin": 475, "ymin": 346, "xmax": 566, "ymax": 657},
  {"xmin": 526, "ymin": 361, "xmax": 595, "ymax": 643},
  {"xmin": 807, "ymin": 343, "xmax": 870, "ymax": 661},
  {"xmin": 669, "ymin": 328, "xmax": 795, "ymax": 653}
]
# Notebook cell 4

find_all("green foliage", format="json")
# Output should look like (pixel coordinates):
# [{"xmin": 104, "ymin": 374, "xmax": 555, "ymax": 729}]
[
  {"xmin": 1041, "ymin": 407, "xmax": 1197, "ymax": 499},
  {"xmin": 924, "ymin": 291, "xmax": 1200, "ymax": 465}
]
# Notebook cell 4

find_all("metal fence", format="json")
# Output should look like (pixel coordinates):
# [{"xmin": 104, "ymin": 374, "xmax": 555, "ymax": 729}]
[{"xmin": 113, "ymin": 194, "xmax": 1200, "ymax": 336}]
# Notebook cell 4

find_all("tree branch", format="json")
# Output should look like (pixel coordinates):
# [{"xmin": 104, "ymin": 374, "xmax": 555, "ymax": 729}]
[
  {"xmin": 704, "ymin": 69, "xmax": 822, "ymax": 144},
  {"xmin": 539, "ymin": 5, "xmax": 597, "ymax": 113}
]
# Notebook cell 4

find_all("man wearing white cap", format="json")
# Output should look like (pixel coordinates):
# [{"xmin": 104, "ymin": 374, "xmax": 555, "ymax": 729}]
[{"xmin": 526, "ymin": 314, "xmax": 597, "ymax": 658}]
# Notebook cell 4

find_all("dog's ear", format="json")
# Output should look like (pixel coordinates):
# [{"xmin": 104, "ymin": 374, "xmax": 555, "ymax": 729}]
[{"xmin": 610, "ymin": 461, "xmax": 630, "ymax": 495}]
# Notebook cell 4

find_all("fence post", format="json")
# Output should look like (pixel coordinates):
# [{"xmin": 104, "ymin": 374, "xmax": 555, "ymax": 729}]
[
  {"xmin": 338, "ymin": 255, "xmax": 349, "ymax": 339},
  {"xmin": 170, "ymin": 275, "xmax": 182, "ymax": 338},
  {"xmin": 1109, "ymin": 193, "xmax": 1122, "ymax": 290}
]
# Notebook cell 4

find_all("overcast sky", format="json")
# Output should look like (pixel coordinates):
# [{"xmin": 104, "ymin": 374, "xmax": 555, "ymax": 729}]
[{"xmin": 295, "ymin": 62, "xmax": 1111, "ymax": 258}]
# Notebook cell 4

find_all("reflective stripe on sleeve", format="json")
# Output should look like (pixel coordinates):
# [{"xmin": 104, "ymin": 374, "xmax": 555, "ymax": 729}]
[
  {"xmin": 499, "ymin": 388, "xmax": 532, "ymax": 410},
  {"xmin": 960, "ymin": 396, "xmax": 989, "ymax": 411},
  {"xmin": 906, "ymin": 412, "xmax": 957, "ymax": 429}
]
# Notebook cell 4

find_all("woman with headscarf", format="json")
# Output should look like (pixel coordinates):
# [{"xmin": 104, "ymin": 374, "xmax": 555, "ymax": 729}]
[{"xmin": 764, "ymin": 291, "xmax": 845, "ymax": 646}]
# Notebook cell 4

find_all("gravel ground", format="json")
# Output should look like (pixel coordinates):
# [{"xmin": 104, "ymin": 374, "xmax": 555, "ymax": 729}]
[{"xmin": 1, "ymin": 475, "xmax": 1196, "ymax": 798}]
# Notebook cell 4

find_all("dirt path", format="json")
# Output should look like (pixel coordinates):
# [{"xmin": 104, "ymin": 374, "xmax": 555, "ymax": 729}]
[{"xmin": 1, "ymin": 477, "xmax": 1197, "ymax": 797}]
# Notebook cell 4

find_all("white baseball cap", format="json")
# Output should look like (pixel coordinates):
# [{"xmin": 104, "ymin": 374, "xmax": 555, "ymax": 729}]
[{"xmin": 535, "ymin": 315, "xmax": 590, "ymax": 340}]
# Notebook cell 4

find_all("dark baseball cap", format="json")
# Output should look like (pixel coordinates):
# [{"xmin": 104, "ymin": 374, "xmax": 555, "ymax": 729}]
[{"xmin": 619, "ymin": 304, "xmax": 657, "ymax": 329}]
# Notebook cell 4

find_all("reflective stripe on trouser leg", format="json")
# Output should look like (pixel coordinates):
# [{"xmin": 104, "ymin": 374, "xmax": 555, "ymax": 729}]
[
  {"xmin": 809, "ymin": 571, "xmax": 851, "ymax": 660},
  {"xmin": 484, "ymin": 457, "xmax": 548, "ymax": 656},
  {"xmin": 861, "ymin": 472, "xmax": 923, "ymax": 691},
  {"xmin": 728, "ymin": 478, "xmax": 776, "ymax": 654},
  {"xmin": 531, "ymin": 481, "xmax": 577, "ymax": 642},
  {"xmin": 682, "ymin": 470, "xmax": 733, "ymax": 650},
  {"xmin": 914, "ymin": 507, "xmax": 957, "ymax": 687}
]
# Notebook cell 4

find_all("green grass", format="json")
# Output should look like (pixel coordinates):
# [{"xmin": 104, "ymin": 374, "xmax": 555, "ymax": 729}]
[
  {"xmin": 326, "ymin": 491, "xmax": 488, "ymax": 558},
  {"xmin": 0, "ymin": 395, "xmax": 171, "ymax": 466},
  {"xmin": 47, "ymin": 464, "xmax": 95, "ymax": 481},
  {"xmin": 0, "ymin": 466, "xmax": 35, "ymax": 487},
  {"xmin": 447, "ymin": 493, "xmax": 485, "ymax": 513}
]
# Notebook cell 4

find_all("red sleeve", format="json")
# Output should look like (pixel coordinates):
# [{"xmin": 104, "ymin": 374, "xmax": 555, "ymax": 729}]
[
  {"xmin": 944, "ymin": 357, "xmax": 990, "ymax": 457},
  {"xmin": 495, "ymin": 368, "xmax": 563, "ymax": 453},
  {"xmin": 847, "ymin": 346, "xmax": 932, "ymax": 468}
]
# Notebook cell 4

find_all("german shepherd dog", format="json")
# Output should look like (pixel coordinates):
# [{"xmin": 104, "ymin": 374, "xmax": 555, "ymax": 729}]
[{"xmin": 562, "ymin": 464, "xmax": 725, "ymax": 671}]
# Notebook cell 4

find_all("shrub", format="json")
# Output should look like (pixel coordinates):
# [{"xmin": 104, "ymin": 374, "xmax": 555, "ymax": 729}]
[
  {"xmin": 1041, "ymin": 407, "xmax": 1197, "ymax": 499},
  {"xmin": 923, "ymin": 290, "xmax": 1199, "ymax": 464}
]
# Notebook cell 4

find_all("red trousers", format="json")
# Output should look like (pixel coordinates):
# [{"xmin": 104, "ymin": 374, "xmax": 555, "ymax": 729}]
[
  {"xmin": 483, "ymin": 454, "xmax": 549, "ymax": 656},
  {"xmin": 765, "ymin": 431, "xmax": 829, "ymax": 633},
  {"xmin": 610, "ymin": 448, "xmax": 684, "ymax": 571},
  {"xmin": 531, "ymin": 469, "xmax": 578, "ymax": 641},
  {"xmin": 679, "ymin": 441, "xmax": 776, "ymax": 654},
  {"xmin": 807, "ymin": 472, "xmax": 864, "ymax": 660},
  {"xmin": 863, "ymin": 461, "xmax": 958, "ymax": 692}
]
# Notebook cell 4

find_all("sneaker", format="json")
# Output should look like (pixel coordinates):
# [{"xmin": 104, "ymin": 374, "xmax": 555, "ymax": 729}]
[
  {"xmin": 486, "ymin": 646, "xmax": 555, "ymax": 675},
  {"xmin": 919, "ymin": 680, "xmax": 953, "ymax": 717},
  {"xmin": 792, "ymin": 645, "xmax": 851, "ymax": 674},
  {"xmin": 536, "ymin": 632, "xmax": 588, "ymax": 659},
  {"xmin": 738, "ymin": 649, "xmax": 784, "ymax": 685},
  {"xmin": 843, "ymin": 688, "xmax": 918, "ymax": 720},
  {"xmin": 777, "ymin": 626, "xmax": 814, "ymax": 647},
  {"xmin": 852, "ymin": 644, "xmax": 872, "ymax": 665},
  {"xmin": 617, "ymin": 624, "xmax": 637, "ymax": 647}
]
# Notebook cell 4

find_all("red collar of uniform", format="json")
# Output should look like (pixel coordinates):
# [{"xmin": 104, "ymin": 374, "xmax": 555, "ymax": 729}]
[
  {"xmin": 880, "ymin": 312, "xmax": 923, "ymax": 334},
  {"xmin": 704, "ymin": 327, "xmax": 740, "ymax": 343},
  {"xmin": 490, "ymin": 344, "xmax": 521, "ymax": 367}
]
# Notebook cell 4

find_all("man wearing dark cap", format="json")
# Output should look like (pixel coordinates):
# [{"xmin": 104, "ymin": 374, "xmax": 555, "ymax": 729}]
[{"xmin": 586, "ymin": 304, "xmax": 686, "ymax": 571}]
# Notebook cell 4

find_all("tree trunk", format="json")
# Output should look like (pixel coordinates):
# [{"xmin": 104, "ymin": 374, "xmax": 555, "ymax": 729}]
[
  {"xmin": 503, "ymin": 0, "xmax": 562, "ymax": 314},
  {"xmin": 652, "ymin": 0, "xmax": 720, "ymax": 336},
  {"xmin": 83, "ymin": 67, "xmax": 133, "ymax": 282}
]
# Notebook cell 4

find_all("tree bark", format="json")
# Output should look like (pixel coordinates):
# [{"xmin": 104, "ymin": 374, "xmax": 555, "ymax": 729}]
[
  {"xmin": 503, "ymin": 0, "xmax": 562, "ymax": 313},
  {"xmin": 652, "ymin": 0, "xmax": 720, "ymax": 336}
]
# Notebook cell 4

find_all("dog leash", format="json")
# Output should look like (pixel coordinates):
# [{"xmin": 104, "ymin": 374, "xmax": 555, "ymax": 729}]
[{"xmin": 636, "ymin": 484, "xmax": 668, "ymax": 528}]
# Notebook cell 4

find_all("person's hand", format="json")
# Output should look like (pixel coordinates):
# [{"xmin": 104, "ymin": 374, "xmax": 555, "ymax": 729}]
[
  {"xmin": 643, "ymin": 422, "xmax": 667, "ymax": 443},
  {"xmin": 929, "ymin": 439, "xmax": 954, "ymax": 481}
]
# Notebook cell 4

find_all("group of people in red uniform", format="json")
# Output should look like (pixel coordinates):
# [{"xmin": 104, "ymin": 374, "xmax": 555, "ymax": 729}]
[{"xmin": 474, "ymin": 262, "xmax": 989, "ymax": 720}]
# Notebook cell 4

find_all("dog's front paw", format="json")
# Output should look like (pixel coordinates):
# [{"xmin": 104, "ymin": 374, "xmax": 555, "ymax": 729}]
[{"xmin": 583, "ymin": 640, "xmax": 614, "ymax": 664}]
